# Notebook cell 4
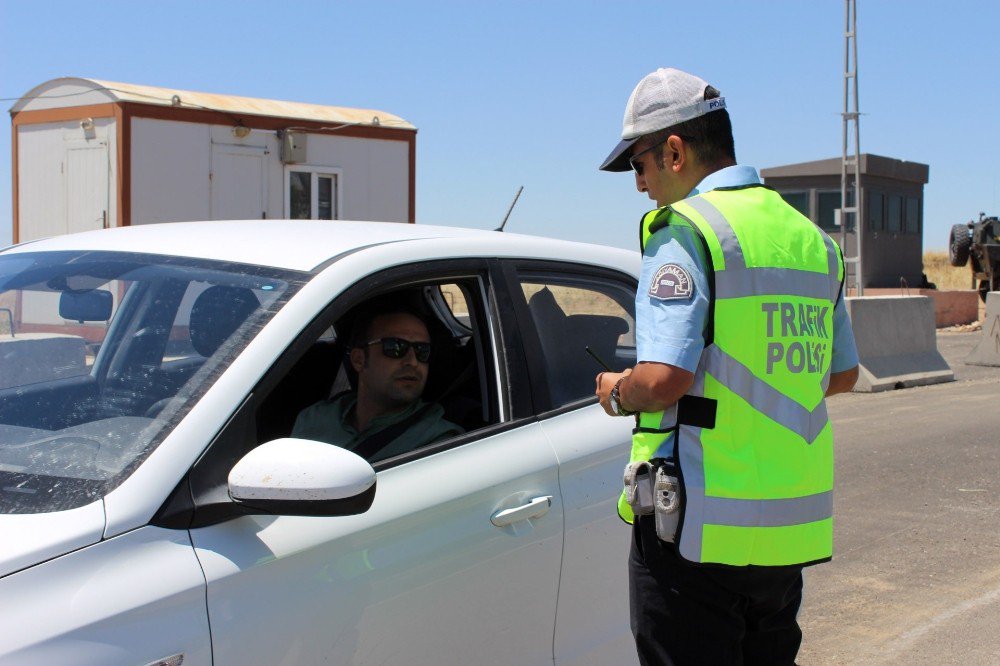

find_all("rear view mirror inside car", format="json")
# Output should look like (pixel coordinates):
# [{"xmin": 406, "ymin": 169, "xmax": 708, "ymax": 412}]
[{"xmin": 59, "ymin": 289, "xmax": 113, "ymax": 323}]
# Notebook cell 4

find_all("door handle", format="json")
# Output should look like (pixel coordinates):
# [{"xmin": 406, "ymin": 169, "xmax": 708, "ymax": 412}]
[{"xmin": 490, "ymin": 496, "xmax": 553, "ymax": 527}]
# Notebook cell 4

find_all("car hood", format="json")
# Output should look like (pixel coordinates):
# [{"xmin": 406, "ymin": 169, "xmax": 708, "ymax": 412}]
[{"xmin": 0, "ymin": 500, "xmax": 106, "ymax": 578}]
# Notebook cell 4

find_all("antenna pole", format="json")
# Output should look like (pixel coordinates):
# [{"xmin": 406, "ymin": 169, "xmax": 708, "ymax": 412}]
[{"xmin": 496, "ymin": 186, "xmax": 524, "ymax": 232}]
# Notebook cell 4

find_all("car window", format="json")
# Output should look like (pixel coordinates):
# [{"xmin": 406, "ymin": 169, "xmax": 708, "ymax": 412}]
[
  {"xmin": 0, "ymin": 251, "xmax": 304, "ymax": 513},
  {"xmin": 518, "ymin": 271, "xmax": 636, "ymax": 409},
  {"xmin": 254, "ymin": 271, "xmax": 501, "ymax": 467},
  {"xmin": 438, "ymin": 283, "xmax": 471, "ymax": 329}
]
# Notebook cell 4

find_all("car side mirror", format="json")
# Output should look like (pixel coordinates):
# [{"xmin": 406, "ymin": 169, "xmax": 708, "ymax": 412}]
[
  {"xmin": 59, "ymin": 289, "xmax": 113, "ymax": 323},
  {"xmin": 228, "ymin": 438, "xmax": 376, "ymax": 516}
]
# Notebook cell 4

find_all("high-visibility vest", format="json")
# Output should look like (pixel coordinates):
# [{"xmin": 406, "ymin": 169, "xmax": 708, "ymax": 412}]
[{"xmin": 619, "ymin": 184, "xmax": 845, "ymax": 567}]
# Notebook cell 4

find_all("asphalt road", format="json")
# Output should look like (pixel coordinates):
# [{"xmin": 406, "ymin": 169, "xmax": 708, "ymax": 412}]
[{"xmin": 797, "ymin": 331, "xmax": 1000, "ymax": 665}]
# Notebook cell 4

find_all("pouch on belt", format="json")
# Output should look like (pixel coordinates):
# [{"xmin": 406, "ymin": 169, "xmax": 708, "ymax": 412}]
[
  {"xmin": 652, "ymin": 458, "xmax": 681, "ymax": 543},
  {"xmin": 623, "ymin": 460, "xmax": 656, "ymax": 516}
]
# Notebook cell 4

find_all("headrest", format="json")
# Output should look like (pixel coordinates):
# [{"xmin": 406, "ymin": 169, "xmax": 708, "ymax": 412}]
[
  {"xmin": 189, "ymin": 286, "xmax": 260, "ymax": 357},
  {"xmin": 527, "ymin": 287, "xmax": 566, "ymax": 321}
]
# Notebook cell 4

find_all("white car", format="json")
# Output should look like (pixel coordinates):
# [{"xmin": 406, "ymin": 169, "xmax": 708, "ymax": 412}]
[{"xmin": 0, "ymin": 221, "xmax": 640, "ymax": 666}]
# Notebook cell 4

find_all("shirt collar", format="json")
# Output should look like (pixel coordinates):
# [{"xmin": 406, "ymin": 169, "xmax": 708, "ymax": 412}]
[
  {"xmin": 334, "ymin": 393, "xmax": 360, "ymax": 435},
  {"xmin": 688, "ymin": 165, "xmax": 761, "ymax": 198},
  {"xmin": 338, "ymin": 393, "xmax": 427, "ymax": 434},
  {"xmin": 368, "ymin": 398, "xmax": 425, "ymax": 429}
]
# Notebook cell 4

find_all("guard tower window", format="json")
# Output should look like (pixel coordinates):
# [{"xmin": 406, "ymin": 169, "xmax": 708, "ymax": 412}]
[
  {"xmin": 905, "ymin": 197, "xmax": 920, "ymax": 234},
  {"xmin": 868, "ymin": 191, "xmax": 884, "ymax": 232},
  {"xmin": 285, "ymin": 167, "xmax": 341, "ymax": 220},
  {"xmin": 817, "ymin": 191, "xmax": 853, "ymax": 231},
  {"xmin": 780, "ymin": 192, "xmax": 810, "ymax": 218},
  {"xmin": 887, "ymin": 195, "xmax": 903, "ymax": 233}
]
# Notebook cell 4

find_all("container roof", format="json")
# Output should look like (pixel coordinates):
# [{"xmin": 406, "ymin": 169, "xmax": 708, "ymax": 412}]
[
  {"xmin": 9, "ymin": 77, "xmax": 416, "ymax": 131},
  {"xmin": 761, "ymin": 154, "xmax": 929, "ymax": 184}
]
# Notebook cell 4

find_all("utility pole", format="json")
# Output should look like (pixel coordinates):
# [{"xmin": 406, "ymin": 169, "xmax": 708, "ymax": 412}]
[{"xmin": 841, "ymin": 0, "xmax": 863, "ymax": 295}]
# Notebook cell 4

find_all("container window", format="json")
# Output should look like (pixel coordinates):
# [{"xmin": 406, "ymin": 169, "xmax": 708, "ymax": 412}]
[
  {"xmin": 318, "ymin": 176, "xmax": 335, "ymax": 220},
  {"xmin": 289, "ymin": 171, "xmax": 311, "ymax": 220},
  {"xmin": 286, "ymin": 169, "xmax": 340, "ymax": 220}
]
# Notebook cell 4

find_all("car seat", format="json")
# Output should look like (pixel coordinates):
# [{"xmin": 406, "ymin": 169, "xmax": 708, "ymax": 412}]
[
  {"xmin": 144, "ymin": 285, "xmax": 260, "ymax": 418},
  {"xmin": 528, "ymin": 287, "xmax": 629, "ymax": 407}
]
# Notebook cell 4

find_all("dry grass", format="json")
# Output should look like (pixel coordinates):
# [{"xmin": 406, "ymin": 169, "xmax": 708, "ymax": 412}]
[
  {"xmin": 520, "ymin": 283, "xmax": 627, "ymax": 317},
  {"xmin": 438, "ymin": 283, "xmax": 469, "ymax": 316},
  {"xmin": 0, "ymin": 291, "xmax": 14, "ymax": 336},
  {"xmin": 923, "ymin": 251, "xmax": 975, "ymax": 291},
  {"xmin": 441, "ymin": 282, "xmax": 629, "ymax": 319},
  {"xmin": 520, "ymin": 283, "xmax": 636, "ymax": 346}
]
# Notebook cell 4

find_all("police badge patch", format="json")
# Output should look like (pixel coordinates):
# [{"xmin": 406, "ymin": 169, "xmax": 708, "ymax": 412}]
[{"xmin": 649, "ymin": 264, "xmax": 694, "ymax": 300}]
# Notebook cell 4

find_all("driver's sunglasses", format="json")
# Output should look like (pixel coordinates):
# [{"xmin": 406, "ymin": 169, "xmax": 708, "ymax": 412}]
[
  {"xmin": 628, "ymin": 135, "xmax": 691, "ymax": 176},
  {"xmin": 365, "ymin": 337, "xmax": 432, "ymax": 363}
]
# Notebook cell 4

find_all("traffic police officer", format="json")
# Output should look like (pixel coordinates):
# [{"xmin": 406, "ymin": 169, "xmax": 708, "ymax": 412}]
[{"xmin": 596, "ymin": 68, "xmax": 860, "ymax": 665}]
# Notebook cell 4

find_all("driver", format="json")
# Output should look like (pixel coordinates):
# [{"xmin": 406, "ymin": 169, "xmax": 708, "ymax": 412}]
[{"xmin": 291, "ymin": 303, "xmax": 463, "ymax": 461}]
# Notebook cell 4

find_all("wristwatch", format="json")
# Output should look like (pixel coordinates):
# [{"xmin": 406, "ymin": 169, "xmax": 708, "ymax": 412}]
[{"xmin": 609, "ymin": 377, "xmax": 634, "ymax": 416}]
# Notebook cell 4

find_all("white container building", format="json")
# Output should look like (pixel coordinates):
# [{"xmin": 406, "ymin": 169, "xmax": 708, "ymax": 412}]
[{"xmin": 9, "ymin": 78, "xmax": 417, "ymax": 244}]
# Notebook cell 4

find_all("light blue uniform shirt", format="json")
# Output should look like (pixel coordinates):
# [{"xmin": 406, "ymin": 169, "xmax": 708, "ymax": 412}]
[{"xmin": 636, "ymin": 165, "xmax": 859, "ymax": 373}]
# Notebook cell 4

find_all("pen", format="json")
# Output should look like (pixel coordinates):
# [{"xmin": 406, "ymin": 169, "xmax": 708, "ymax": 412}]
[{"xmin": 585, "ymin": 346, "xmax": 613, "ymax": 371}]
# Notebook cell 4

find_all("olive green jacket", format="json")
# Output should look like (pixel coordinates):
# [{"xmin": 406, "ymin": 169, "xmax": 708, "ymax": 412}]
[{"xmin": 291, "ymin": 393, "xmax": 464, "ymax": 462}]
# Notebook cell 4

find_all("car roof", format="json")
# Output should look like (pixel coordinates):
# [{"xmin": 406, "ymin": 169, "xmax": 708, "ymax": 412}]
[{"xmin": 2, "ymin": 221, "xmax": 636, "ymax": 273}]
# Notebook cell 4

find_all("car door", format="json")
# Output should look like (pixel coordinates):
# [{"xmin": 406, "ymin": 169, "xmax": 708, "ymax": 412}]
[
  {"xmin": 503, "ymin": 261, "xmax": 639, "ymax": 665},
  {"xmin": 186, "ymin": 260, "xmax": 565, "ymax": 665}
]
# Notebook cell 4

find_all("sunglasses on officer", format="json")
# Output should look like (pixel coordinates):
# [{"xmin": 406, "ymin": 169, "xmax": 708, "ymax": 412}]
[
  {"xmin": 628, "ymin": 134, "xmax": 692, "ymax": 176},
  {"xmin": 364, "ymin": 337, "xmax": 432, "ymax": 363}
]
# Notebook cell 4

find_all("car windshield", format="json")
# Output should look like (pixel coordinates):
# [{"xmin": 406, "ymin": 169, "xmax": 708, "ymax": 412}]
[{"xmin": 0, "ymin": 250, "xmax": 306, "ymax": 514}]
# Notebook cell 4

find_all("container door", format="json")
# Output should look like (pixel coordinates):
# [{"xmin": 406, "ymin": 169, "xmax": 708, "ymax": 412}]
[
  {"xmin": 65, "ymin": 143, "xmax": 109, "ymax": 234},
  {"xmin": 210, "ymin": 144, "xmax": 268, "ymax": 220}
]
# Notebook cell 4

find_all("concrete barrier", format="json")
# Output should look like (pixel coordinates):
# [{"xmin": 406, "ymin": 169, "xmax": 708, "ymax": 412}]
[
  {"xmin": 965, "ymin": 292, "xmax": 1000, "ymax": 367},
  {"xmin": 925, "ymin": 290, "xmax": 980, "ymax": 327},
  {"xmin": 845, "ymin": 296, "xmax": 954, "ymax": 392},
  {"xmin": 0, "ymin": 333, "xmax": 88, "ymax": 390},
  {"xmin": 845, "ymin": 288, "xmax": 979, "ymax": 327}
]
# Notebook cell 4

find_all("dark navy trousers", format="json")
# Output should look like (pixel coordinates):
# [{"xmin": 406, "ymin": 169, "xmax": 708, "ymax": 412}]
[{"xmin": 629, "ymin": 515, "xmax": 805, "ymax": 665}]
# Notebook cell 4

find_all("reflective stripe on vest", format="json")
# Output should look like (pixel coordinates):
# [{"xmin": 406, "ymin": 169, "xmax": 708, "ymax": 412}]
[
  {"xmin": 683, "ymin": 196, "xmax": 843, "ymax": 303},
  {"xmin": 623, "ymin": 185, "xmax": 844, "ymax": 567}
]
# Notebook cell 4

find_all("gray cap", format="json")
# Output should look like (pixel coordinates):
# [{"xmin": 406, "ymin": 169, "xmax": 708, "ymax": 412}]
[{"xmin": 599, "ymin": 68, "xmax": 726, "ymax": 172}]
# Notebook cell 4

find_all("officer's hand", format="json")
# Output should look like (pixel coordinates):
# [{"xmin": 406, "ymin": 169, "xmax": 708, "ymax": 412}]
[{"xmin": 596, "ymin": 369, "xmax": 631, "ymax": 416}]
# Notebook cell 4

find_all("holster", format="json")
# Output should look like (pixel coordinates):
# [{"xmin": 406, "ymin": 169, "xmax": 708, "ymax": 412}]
[
  {"xmin": 652, "ymin": 459, "xmax": 681, "ymax": 543},
  {"xmin": 623, "ymin": 461, "xmax": 656, "ymax": 516},
  {"xmin": 624, "ymin": 458, "xmax": 683, "ymax": 543}
]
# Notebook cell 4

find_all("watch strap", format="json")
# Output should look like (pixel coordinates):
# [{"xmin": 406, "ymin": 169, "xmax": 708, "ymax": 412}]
[{"xmin": 612, "ymin": 377, "xmax": 634, "ymax": 416}]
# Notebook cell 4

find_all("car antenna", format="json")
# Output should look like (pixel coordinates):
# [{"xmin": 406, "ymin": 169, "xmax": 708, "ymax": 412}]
[{"xmin": 495, "ymin": 186, "xmax": 524, "ymax": 232}]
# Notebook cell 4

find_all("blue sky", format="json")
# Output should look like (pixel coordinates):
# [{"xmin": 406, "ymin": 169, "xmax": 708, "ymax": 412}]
[{"xmin": 1, "ymin": 0, "xmax": 997, "ymax": 252}]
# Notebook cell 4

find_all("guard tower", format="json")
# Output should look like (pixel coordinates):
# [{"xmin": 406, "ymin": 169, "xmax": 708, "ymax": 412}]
[{"xmin": 761, "ymin": 154, "xmax": 929, "ymax": 290}]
